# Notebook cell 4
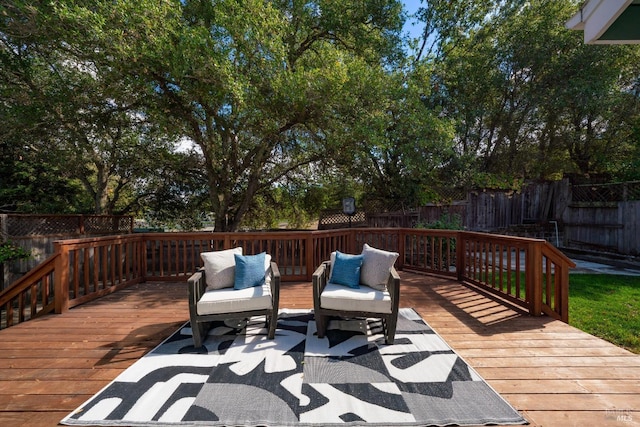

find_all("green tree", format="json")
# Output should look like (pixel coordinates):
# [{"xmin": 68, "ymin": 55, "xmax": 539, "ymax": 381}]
[
  {"xmin": 0, "ymin": 1, "xmax": 179, "ymax": 214},
  {"xmin": 427, "ymin": 0, "xmax": 640, "ymax": 186},
  {"xmin": 335, "ymin": 65, "xmax": 455, "ymax": 209},
  {"xmin": 0, "ymin": 140, "xmax": 86, "ymax": 213},
  {"xmin": 412, "ymin": 0, "xmax": 498, "ymax": 62},
  {"xmin": 53, "ymin": 0, "xmax": 405, "ymax": 231},
  {"xmin": 140, "ymin": 148, "xmax": 211, "ymax": 230}
]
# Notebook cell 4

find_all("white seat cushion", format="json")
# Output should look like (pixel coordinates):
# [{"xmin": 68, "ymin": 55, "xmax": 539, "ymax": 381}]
[
  {"xmin": 320, "ymin": 282, "xmax": 392, "ymax": 314},
  {"xmin": 197, "ymin": 282, "xmax": 272, "ymax": 315}
]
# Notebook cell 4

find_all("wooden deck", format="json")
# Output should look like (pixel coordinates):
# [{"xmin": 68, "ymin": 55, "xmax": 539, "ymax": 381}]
[{"xmin": 0, "ymin": 271, "xmax": 638, "ymax": 427}]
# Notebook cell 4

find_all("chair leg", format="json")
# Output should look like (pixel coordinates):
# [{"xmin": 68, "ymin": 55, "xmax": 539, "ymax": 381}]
[
  {"xmin": 192, "ymin": 321, "xmax": 203, "ymax": 348},
  {"xmin": 384, "ymin": 317, "xmax": 397, "ymax": 345},
  {"xmin": 315, "ymin": 313, "xmax": 327, "ymax": 338},
  {"xmin": 267, "ymin": 313, "xmax": 277, "ymax": 339},
  {"xmin": 192, "ymin": 321, "xmax": 210, "ymax": 348}
]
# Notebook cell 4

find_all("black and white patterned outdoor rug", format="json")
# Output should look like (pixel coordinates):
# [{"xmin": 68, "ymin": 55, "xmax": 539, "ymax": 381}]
[{"xmin": 61, "ymin": 308, "xmax": 527, "ymax": 426}]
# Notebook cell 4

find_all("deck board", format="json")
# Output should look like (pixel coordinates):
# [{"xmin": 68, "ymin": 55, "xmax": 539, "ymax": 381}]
[{"xmin": 0, "ymin": 271, "xmax": 639, "ymax": 427}]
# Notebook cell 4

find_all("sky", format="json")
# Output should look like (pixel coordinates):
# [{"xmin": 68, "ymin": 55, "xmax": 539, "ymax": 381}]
[{"xmin": 402, "ymin": 0, "xmax": 425, "ymax": 41}]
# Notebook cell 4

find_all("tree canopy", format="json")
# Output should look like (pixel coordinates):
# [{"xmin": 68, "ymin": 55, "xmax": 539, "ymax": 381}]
[
  {"xmin": 1, "ymin": 0, "xmax": 639, "ymax": 229},
  {"xmin": 423, "ymin": 0, "xmax": 640, "ymax": 185}
]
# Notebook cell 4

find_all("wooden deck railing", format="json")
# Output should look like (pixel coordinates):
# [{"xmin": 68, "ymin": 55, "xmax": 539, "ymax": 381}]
[
  {"xmin": 0, "ymin": 253, "xmax": 57, "ymax": 328},
  {"xmin": 0, "ymin": 228, "xmax": 575, "ymax": 329},
  {"xmin": 456, "ymin": 231, "xmax": 575, "ymax": 321}
]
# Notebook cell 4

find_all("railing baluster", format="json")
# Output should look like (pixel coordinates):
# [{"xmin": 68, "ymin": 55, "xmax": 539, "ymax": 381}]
[
  {"xmin": 18, "ymin": 292, "xmax": 25, "ymax": 323},
  {"xmin": 30, "ymin": 284, "xmax": 37, "ymax": 318}
]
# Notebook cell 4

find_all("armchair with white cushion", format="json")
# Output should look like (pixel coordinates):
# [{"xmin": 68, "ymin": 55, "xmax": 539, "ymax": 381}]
[
  {"xmin": 312, "ymin": 244, "xmax": 400, "ymax": 345},
  {"xmin": 188, "ymin": 248, "xmax": 280, "ymax": 348}
]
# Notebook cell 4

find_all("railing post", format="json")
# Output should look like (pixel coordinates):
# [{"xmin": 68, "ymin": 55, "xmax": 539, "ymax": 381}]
[
  {"xmin": 54, "ymin": 241, "xmax": 70, "ymax": 313},
  {"xmin": 348, "ymin": 229, "xmax": 356, "ymax": 254},
  {"xmin": 526, "ymin": 241, "xmax": 543, "ymax": 316}
]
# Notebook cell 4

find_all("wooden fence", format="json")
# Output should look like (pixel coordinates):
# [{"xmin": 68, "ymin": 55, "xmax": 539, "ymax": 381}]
[
  {"xmin": 368, "ymin": 180, "xmax": 570, "ymax": 231},
  {"xmin": 0, "ymin": 229, "xmax": 574, "ymax": 330},
  {"xmin": 563, "ymin": 201, "xmax": 640, "ymax": 255},
  {"xmin": 365, "ymin": 179, "xmax": 640, "ymax": 257},
  {"xmin": 1, "ymin": 214, "xmax": 133, "ymax": 289}
]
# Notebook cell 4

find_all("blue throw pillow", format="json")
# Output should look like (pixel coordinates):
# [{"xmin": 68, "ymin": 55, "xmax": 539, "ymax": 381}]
[
  {"xmin": 330, "ymin": 251, "xmax": 363, "ymax": 289},
  {"xmin": 234, "ymin": 252, "xmax": 266, "ymax": 290}
]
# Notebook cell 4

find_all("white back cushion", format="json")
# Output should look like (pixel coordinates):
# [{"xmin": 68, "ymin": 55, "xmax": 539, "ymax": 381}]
[
  {"xmin": 360, "ymin": 243, "xmax": 398, "ymax": 291},
  {"xmin": 201, "ymin": 247, "xmax": 243, "ymax": 290}
]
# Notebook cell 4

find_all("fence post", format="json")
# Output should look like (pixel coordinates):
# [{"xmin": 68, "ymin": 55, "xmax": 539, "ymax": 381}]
[
  {"xmin": 54, "ymin": 241, "xmax": 70, "ymax": 313},
  {"xmin": 526, "ymin": 241, "xmax": 542, "ymax": 316}
]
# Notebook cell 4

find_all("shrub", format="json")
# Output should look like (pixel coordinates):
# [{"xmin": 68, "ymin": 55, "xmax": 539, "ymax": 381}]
[
  {"xmin": 415, "ymin": 213, "xmax": 463, "ymax": 230},
  {"xmin": 0, "ymin": 241, "xmax": 31, "ymax": 263}
]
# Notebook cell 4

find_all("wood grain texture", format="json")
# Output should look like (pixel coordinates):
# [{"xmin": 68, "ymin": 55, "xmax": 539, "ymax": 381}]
[{"xmin": 0, "ymin": 272, "xmax": 638, "ymax": 427}]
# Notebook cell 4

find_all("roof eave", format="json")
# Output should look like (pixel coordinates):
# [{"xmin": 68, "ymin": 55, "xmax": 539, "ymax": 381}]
[{"xmin": 566, "ymin": 0, "xmax": 633, "ymax": 44}]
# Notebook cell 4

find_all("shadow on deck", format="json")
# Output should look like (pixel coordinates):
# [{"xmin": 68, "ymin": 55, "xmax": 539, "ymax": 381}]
[{"xmin": 0, "ymin": 271, "xmax": 638, "ymax": 426}]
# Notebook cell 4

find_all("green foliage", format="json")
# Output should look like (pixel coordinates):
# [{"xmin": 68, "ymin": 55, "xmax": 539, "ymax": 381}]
[
  {"xmin": 240, "ymin": 179, "xmax": 341, "ymax": 230},
  {"xmin": 0, "ymin": 141, "xmax": 88, "ymax": 213},
  {"xmin": 336, "ymin": 64, "xmax": 456, "ymax": 210},
  {"xmin": 2, "ymin": 0, "xmax": 640, "ymax": 228},
  {"xmin": 470, "ymin": 173, "xmax": 524, "ymax": 192},
  {"xmin": 425, "ymin": 0, "xmax": 640, "ymax": 186},
  {"xmin": 0, "ymin": 1, "xmax": 182, "ymax": 215},
  {"xmin": 61, "ymin": 0, "xmax": 407, "ymax": 231},
  {"xmin": 415, "ymin": 213, "xmax": 463, "ymax": 230},
  {"xmin": 139, "ymin": 149, "xmax": 210, "ymax": 230},
  {"xmin": 0, "ymin": 242, "xmax": 31, "ymax": 263}
]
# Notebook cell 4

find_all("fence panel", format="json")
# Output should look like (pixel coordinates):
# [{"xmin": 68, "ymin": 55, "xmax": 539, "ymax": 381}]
[
  {"xmin": 563, "ymin": 205, "xmax": 625, "ymax": 253},
  {"xmin": 1, "ymin": 214, "xmax": 133, "ymax": 289}
]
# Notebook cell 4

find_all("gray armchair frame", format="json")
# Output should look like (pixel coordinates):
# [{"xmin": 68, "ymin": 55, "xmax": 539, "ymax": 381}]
[
  {"xmin": 312, "ymin": 261, "xmax": 400, "ymax": 344},
  {"xmin": 188, "ymin": 261, "xmax": 280, "ymax": 348}
]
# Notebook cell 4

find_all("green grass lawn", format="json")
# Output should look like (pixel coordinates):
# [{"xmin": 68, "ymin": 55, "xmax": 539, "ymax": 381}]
[{"xmin": 569, "ymin": 274, "xmax": 640, "ymax": 354}]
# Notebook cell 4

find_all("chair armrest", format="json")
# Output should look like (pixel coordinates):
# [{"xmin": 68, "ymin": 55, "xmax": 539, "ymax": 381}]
[
  {"xmin": 313, "ymin": 261, "xmax": 329, "ymax": 288},
  {"xmin": 387, "ymin": 266, "xmax": 400, "ymax": 309},
  {"xmin": 188, "ymin": 269, "xmax": 206, "ymax": 305},
  {"xmin": 269, "ymin": 261, "xmax": 281, "ymax": 282},
  {"xmin": 269, "ymin": 261, "xmax": 281, "ymax": 307},
  {"xmin": 312, "ymin": 261, "xmax": 330, "ymax": 307}
]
